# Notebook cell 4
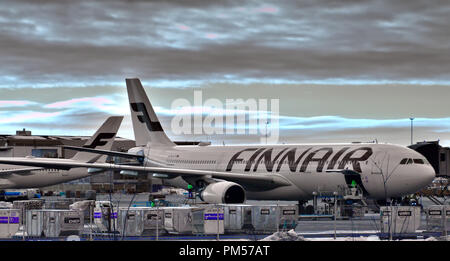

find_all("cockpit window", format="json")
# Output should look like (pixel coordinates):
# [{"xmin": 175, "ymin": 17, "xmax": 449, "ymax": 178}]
[
  {"xmin": 400, "ymin": 158, "xmax": 426, "ymax": 165},
  {"xmin": 413, "ymin": 159, "xmax": 424, "ymax": 164}
]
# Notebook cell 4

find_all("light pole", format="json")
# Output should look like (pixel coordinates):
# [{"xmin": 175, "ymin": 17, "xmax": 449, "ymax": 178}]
[
  {"xmin": 265, "ymin": 120, "xmax": 268, "ymax": 145},
  {"xmin": 333, "ymin": 191, "xmax": 338, "ymax": 240},
  {"xmin": 410, "ymin": 118, "xmax": 414, "ymax": 145}
]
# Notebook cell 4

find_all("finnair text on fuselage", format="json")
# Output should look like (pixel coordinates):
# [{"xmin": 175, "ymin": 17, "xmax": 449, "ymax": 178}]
[{"xmin": 225, "ymin": 146, "xmax": 372, "ymax": 173}]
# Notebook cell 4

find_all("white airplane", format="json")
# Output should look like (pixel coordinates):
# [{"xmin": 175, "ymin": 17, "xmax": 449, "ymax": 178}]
[
  {"xmin": 0, "ymin": 79, "xmax": 435, "ymax": 204},
  {"xmin": 0, "ymin": 116, "xmax": 123, "ymax": 189}
]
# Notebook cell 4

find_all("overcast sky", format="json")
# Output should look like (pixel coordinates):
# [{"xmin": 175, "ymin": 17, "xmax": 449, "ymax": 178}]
[{"xmin": 1, "ymin": 0, "xmax": 449, "ymax": 147}]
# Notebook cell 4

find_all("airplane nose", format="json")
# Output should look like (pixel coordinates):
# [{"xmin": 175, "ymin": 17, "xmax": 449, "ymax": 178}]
[
  {"xmin": 410, "ymin": 165, "xmax": 435, "ymax": 194},
  {"xmin": 420, "ymin": 165, "xmax": 436, "ymax": 188},
  {"xmin": 386, "ymin": 164, "xmax": 436, "ymax": 198}
]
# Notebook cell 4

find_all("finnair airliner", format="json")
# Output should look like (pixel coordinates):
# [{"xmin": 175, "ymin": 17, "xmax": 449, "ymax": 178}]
[
  {"xmin": 0, "ymin": 116, "xmax": 122, "ymax": 189},
  {"xmin": 0, "ymin": 79, "xmax": 435, "ymax": 204}
]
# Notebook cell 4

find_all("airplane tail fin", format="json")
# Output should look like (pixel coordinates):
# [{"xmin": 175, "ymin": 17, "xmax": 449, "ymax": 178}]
[
  {"xmin": 126, "ymin": 78, "xmax": 175, "ymax": 147},
  {"xmin": 71, "ymin": 116, "xmax": 123, "ymax": 162}
]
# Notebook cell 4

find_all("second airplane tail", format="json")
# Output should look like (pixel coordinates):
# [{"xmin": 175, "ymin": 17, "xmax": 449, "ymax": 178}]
[
  {"xmin": 126, "ymin": 78, "xmax": 175, "ymax": 147},
  {"xmin": 71, "ymin": 116, "xmax": 123, "ymax": 162}
]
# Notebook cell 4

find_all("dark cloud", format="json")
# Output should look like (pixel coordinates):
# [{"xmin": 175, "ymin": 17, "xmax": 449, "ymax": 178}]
[{"xmin": 0, "ymin": 0, "xmax": 449, "ymax": 86}]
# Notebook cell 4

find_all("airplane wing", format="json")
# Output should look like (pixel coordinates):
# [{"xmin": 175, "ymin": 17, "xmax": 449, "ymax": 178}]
[
  {"xmin": 0, "ymin": 167, "xmax": 44, "ymax": 176},
  {"xmin": 62, "ymin": 146, "xmax": 144, "ymax": 161},
  {"xmin": 0, "ymin": 157, "xmax": 291, "ymax": 188}
]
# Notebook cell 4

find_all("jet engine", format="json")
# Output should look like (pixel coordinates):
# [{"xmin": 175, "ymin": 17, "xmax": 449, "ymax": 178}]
[{"xmin": 200, "ymin": 181, "xmax": 246, "ymax": 204}]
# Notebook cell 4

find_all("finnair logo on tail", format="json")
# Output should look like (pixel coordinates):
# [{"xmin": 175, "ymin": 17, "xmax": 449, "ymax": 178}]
[
  {"xmin": 130, "ymin": 102, "xmax": 163, "ymax": 132},
  {"xmin": 83, "ymin": 133, "xmax": 116, "ymax": 148},
  {"xmin": 170, "ymin": 91, "xmax": 280, "ymax": 144}
]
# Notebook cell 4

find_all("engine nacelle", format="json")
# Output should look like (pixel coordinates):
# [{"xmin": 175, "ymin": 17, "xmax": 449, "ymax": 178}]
[{"xmin": 200, "ymin": 181, "xmax": 246, "ymax": 204}]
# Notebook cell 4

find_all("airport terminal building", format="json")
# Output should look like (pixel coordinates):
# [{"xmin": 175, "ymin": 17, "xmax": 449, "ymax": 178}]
[{"xmin": 409, "ymin": 141, "xmax": 450, "ymax": 178}]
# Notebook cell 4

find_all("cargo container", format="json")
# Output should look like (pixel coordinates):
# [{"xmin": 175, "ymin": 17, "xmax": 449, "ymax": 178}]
[
  {"xmin": 163, "ymin": 206, "xmax": 204, "ymax": 235},
  {"xmin": 278, "ymin": 205, "xmax": 298, "ymax": 230},
  {"xmin": 60, "ymin": 210, "xmax": 84, "ymax": 236},
  {"xmin": 251, "ymin": 205, "xmax": 278, "ymax": 233},
  {"xmin": 380, "ymin": 206, "xmax": 421, "ymax": 234},
  {"xmin": 203, "ymin": 206, "xmax": 224, "ymax": 235},
  {"xmin": 44, "ymin": 210, "xmax": 62, "ymax": 237},
  {"xmin": 13, "ymin": 200, "xmax": 44, "ymax": 225},
  {"xmin": 93, "ymin": 201, "xmax": 118, "ymax": 233},
  {"xmin": 25, "ymin": 209, "xmax": 84, "ymax": 238},
  {"xmin": 117, "ymin": 207, "xmax": 167, "ymax": 237},
  {"xmin": 141, "ymin": 208, "xmax": 165, "ymax": 236},
  {"xmin": 250, "ymin": 205, "xmax": 299, "ymax": 233},
  {"xmin": 43, "ymin": 210, "xmax": 84, "ymax": 237},
  {"xmin": 221, "ymin": 204, "xmax": 254, "ymax": 233},
  {"xmin": 426, "ymin": 205, "xmax": 450, "ymax": 232},
  {"xmin": 118, "ymin": 207, "xmax": 144, "ymax": 237},
  {"xmin": 26, "ymin": 210, "xmax": 44, "ymax": 237},
  {"xmin": 0, "ymin": 209, "xmax": 20, "ymax": 238}
]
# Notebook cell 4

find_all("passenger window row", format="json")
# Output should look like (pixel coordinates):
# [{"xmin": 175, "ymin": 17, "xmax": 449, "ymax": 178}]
[
  {"xmin": 400, "ymin": 158, "xmax": 425, "ymax": 165},
  {"xmin": 235, "ymin": 159, "xmax": 367, "ymax": 165},
  {"xmin": 168, "ymin": 159, "xmax": 217, "ymax": 165}
]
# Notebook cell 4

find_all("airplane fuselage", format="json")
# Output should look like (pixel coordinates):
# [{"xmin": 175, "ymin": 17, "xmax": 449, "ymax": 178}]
[
  {"xmin": 0, "ymin": 165, "xmax": 91, "ymax": 189},
  {"xmin": 134, "ymin": 143, "xmax": 435, "ymax": 201}
]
